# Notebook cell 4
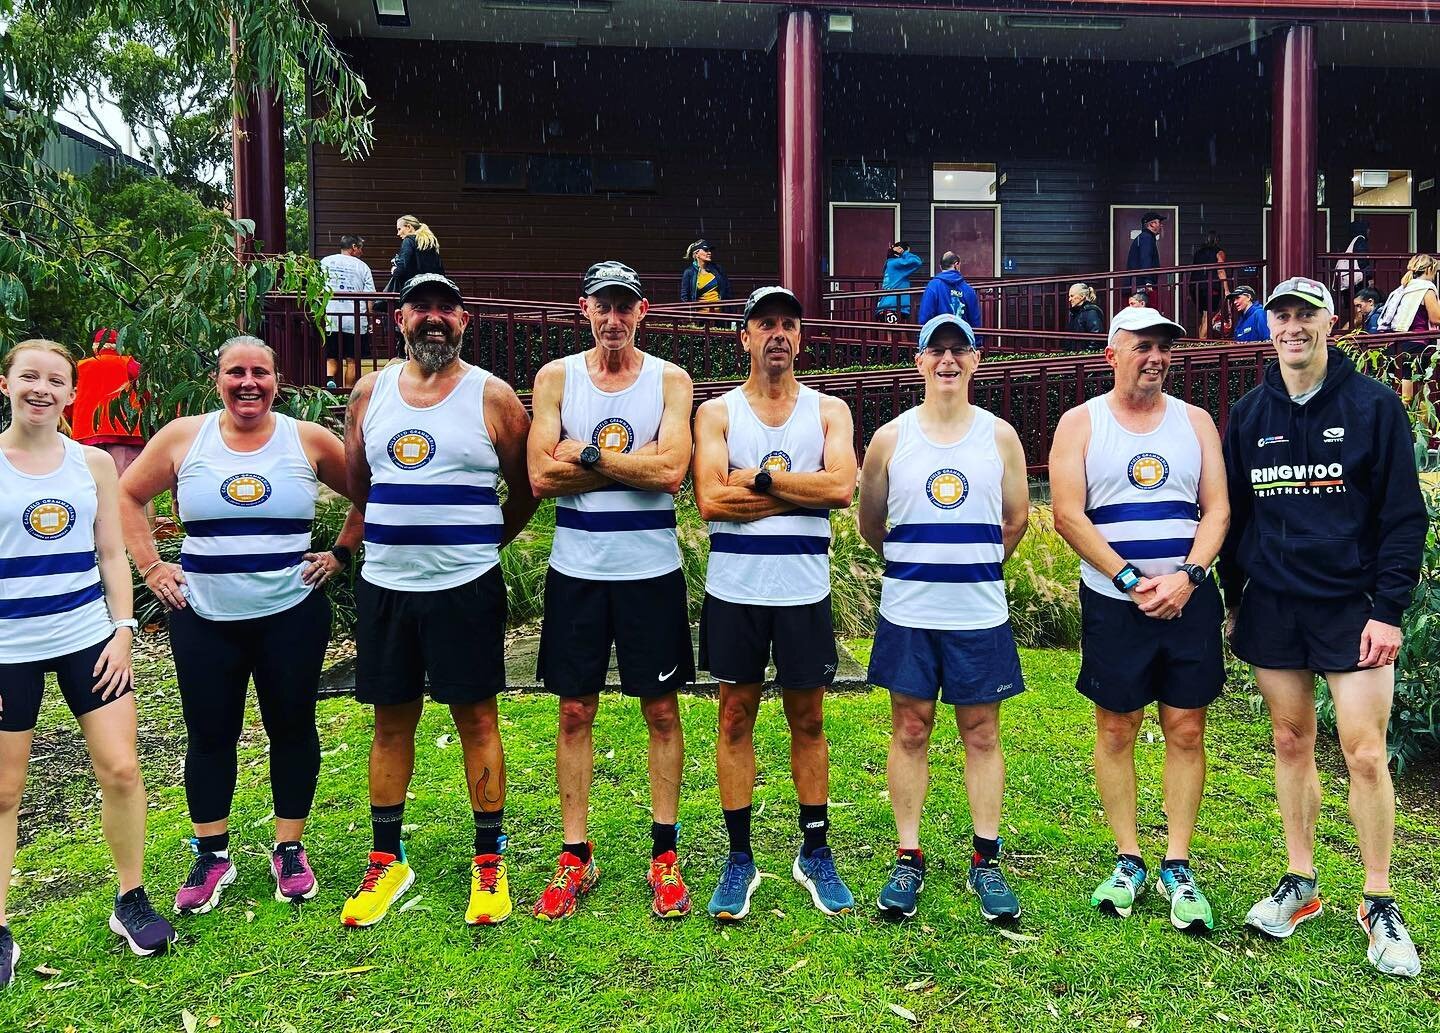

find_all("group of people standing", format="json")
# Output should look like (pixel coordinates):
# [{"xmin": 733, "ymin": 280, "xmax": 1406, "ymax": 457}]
[{"xmin": 0, "ymin": 261, "xmax": 1425, "ymax": 988}]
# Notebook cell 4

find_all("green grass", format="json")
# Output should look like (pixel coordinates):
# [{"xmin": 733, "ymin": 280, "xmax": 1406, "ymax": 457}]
[{"xmin": 5, "ymin": 649, "xmax": 1439, "ymax": 1031}]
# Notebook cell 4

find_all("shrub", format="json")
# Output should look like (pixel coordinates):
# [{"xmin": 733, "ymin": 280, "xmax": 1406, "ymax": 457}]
[{"xmin": 1004, "ymin": 504, "xmax": 1082, "ymax": 648}]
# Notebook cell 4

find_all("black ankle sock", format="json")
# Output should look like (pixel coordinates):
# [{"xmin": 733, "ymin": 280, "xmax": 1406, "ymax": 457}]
[
  {"xmin": 972, "ymin": 835, "xmax": 1000, "ymax": 864},
  {"xmin": 798, "ymin": 803, "xmax": 829, "ymax": 857},
  {"xmin": 563, "ymin": 840, "xmax": 592, "ymax": 864},
  {"xmin": 651, "ymin": 821, "xmax": 678, "ymax": 859},
  {"xmin": 723, "ymin": 806, "xmax": 752, "ymax": 859},
  {"xmin": 474, "ymin": 808, "xmax": 504, "ymax": 856},
  {"xmin": 116, "ymin": 886, "xmax": 145, "ymax": 905},
  {"xmin": 196, "ymin": 832, "xmax": 230, "ymax": 855},
  {"xmin": 1364, "ymin": 893, "xmax": 1394, "ymax": 906},
  {"xmin": 275, "ymin": 840, "xmax": 302, "ymax": 852},
  {"xmin": 1161, "ymin": 857, "xmax": 1189, "ymax": 871},
  {"xmin": 371, "ymin": 803, "xmax": 404, "ymax": 856},
  {"xmin": 1119, "ymin": 853, "xmax": 1146, "ymax": 872}
]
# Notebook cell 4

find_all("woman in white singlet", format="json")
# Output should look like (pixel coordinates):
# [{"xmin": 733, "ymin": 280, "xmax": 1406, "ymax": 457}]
[
  {"xmin": 119, "ymin": 337, "xmax": 361, "ymax": 918},
  {"xmin": 0, "ymin": 340, "xmax": 176, "ymax": 984}
]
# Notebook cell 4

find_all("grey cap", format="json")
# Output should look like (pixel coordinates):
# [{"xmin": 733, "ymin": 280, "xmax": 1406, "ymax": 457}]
[
  {"xmin": 398, "ymin": 273, "xmax": 463, "ymax": 304},
  {"xmin": 581, "ymin": 260, "xmax": 644, "ymax": 298},
  {"xmin": 742, "ymin": 286, "xmax": 803, "ymax": 322}
]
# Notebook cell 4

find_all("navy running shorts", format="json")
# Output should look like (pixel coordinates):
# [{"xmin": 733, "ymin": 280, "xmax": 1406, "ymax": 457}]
[
  {"xmin": 868, "ymin": 615, "xmax": 1025, "ymax": 707},
  {"xmin": 698, "ymin": 593, "xmax": 837, "ymax": 691},
  {"xmin": 1230, "ymin": 584, "xmax": 1373, "ymax": 674},
  {"xmin": 0, "ymin": 635, "xmax": 130, "ymax": 733}
]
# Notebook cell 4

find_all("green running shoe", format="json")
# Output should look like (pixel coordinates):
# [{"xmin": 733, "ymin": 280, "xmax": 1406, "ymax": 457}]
[
  {"xmin": 1156, "ymin": 863, "xmax": 1214, "ymax": 933},
  {"xmin": 1091, "ymin": 857, "xmax": 1147, "ymax": 918}
]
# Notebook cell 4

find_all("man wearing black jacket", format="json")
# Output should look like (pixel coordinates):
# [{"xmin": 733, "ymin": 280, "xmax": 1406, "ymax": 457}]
[{"xmin": 1219, "ymin": 276, "xmax": 1426, "ymax": 979}]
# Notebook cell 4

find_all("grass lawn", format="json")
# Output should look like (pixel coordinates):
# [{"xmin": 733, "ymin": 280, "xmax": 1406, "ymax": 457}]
[{"xmin": 4, "ymin": 645, "xmax": 1439, "ymax": 1032}]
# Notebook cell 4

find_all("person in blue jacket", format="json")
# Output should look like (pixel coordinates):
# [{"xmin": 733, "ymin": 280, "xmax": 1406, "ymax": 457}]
[
  {"xmin": 917, "ymin": 253, "xmax": 982, "ymax": 342},
  {"xmin": 875, "ymin": 242, "xmax": 924, "ymax": 322},
  {"xmin": 1226, "ymin": 286, "xmax": 1270, "ymax": 342}
]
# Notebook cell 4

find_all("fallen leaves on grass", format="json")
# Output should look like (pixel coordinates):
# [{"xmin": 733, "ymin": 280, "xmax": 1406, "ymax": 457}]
[
  {"xmin": 311, "ymin": 965, "xmax": 378, "ymax": 977},
  {"xmin": 781, "ymin": 958, "xmax": 807, "ymax": 976},
  {"xmin": 33, "ymin": 963, "xmax": 61, "ymax": 977},
  {"xmin": 903, "ymin": 977, "xmax": 933, "ymax": 992},
  {"xmin": 996, "ymin": 929, "xmax": 1038, "ymax": 943},
  {"xmin": 182, "ymin": 1010, "xmax": 198, "ymax": 1033},
  {"xmin": 887, "ymin": 1003, "xmax": 918, "ymax": 1023}
]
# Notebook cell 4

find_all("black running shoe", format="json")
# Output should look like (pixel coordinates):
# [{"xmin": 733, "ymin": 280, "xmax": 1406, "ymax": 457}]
[
  {"xmin": 109, "ymin": 887, "xmax": 178, "ymax": 957},
  {"xmin": 0, "ymin": 924, "xmax": 16, "ymax": 987}
]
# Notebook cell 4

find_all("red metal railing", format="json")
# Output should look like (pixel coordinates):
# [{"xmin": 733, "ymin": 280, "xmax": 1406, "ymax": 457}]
[
  {"xmin": 1314, "ymin": 252, "xmax": 1416, "ymax": 300},
  {"xmin": 436, "ymin": 270, "xmax": 778, "ymax": 306}
]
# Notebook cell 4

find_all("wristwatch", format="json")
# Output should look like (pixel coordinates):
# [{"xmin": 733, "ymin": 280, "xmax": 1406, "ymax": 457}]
[
  {"xmin": 1111, "ymin": 563, "xmax": 1142, "ymax": 593},
  {"xmin": 1179, "ymin": 562, "xmax": 1208, "ymax": 586},
  {"xmin": 579, "ymin": 444, "xmax": 602, "ymax": 468},
  {"xmin": 331, "ymin": 545, "xmax": 353, "ymax": 568},
  {"xmin": 112, "ymin": 618, "xmax": 139, "ymax": 633},
  {"xmin": 753, "ymin": 469, "xmax": 773, "ymax": 493}
]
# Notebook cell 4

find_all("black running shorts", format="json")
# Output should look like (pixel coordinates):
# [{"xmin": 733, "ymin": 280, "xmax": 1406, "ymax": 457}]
[
  {"xmin": 1230, "ymin": 584, "xmax": 1373, "ymax": 674},
  {"xmin": 537, "ymin": 567, "xmax": 694, "ymax": 698},
  {"xmin": 1076, "ymin": 578, "xmax": 1225, "ymax": 713},
  {"xmin": 356, "ymin": 566, "xmax": 507, "ymax": 705},
  {"xmin": 0, "ymin": 635, "xmax": 130, "ymax": 733},
  {"xmin": 698, "ymin": 593, "xmax": 837, "ymax": 691}
]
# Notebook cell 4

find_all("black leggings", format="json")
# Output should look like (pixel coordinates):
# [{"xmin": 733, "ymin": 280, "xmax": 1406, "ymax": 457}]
[{"xmin": 169, "ymin": 590, "xmax": 331, "ymax": 824}]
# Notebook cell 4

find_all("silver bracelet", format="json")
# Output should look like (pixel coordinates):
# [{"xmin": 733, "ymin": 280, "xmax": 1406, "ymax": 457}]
[{"xmin": 138, "ymin": 559, "xmax": 163, "ymax": 580}]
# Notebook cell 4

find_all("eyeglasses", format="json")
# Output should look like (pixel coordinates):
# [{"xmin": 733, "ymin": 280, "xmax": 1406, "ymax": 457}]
[{"xmin": 923, "ymin": 345, "xmax": 975, "ymax": 358}]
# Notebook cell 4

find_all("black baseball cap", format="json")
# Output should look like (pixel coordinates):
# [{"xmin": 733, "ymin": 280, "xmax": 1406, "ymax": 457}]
[
  {"xmin": 1226, "ymin": 285, "xmax": 1257, "ymax": 300},
  {"xmin": 581, "ymin": 260, "xmax": 644, "ymax": 299},
  {"xmin": 742, "ymin": 286, "xmax": 804, "ymax": 322},
  {"xmin": 1140, "ymin": 211, "xmax": 1168, "ymax": 224},
  {"xmin": 398, "ymin": 273, "xmax": 463, "ymax": 305}
]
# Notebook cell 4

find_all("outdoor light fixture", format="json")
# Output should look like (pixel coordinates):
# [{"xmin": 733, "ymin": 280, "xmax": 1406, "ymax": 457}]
[
  {"xmin": 827, "ymin": 13, "xmax": 854, "ymax": 33},
  {"xmin": 1358, "ymin": 170, "xmax": 1392, "ymax": 189},
  {"xmin": 373, "ymin": 0, "xmax": 410, "ymax": 28},
  {"xmin": 1002, "ymin": 14, "xmax": 1125, "ymax": 31}
]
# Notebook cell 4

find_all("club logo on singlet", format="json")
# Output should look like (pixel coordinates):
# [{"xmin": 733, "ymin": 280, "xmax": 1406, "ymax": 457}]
[
  {"xmin": 387, "ymin": 429, "xmax": 436, "ymax": 470},
  {"xmin": 760, "ymin": 450, "xmax": 792, "ymax": 473},
  {"xmin": 23, "ymin": 498, "xmax": 76, "ymax": 540},
  {"xmin": 1127, "ymin": 453, "xmax": 1170, "ymax": 491},
  {"xmin": 592, "ymin": 418, "xmax": 635, "ymax": 453},
  {"xmin": 925, "ymin": 469, "xmax": 969, "ymax": 510},
  {"xmin": 220, "ymin": 474, "xmax": 272, "ymax": 507}
]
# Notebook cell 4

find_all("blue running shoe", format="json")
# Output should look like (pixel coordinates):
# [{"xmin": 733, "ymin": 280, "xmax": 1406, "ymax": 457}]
[
  {"xmin": 0, "ymin": 924, "xmax": 16, "ymax": 987},
  {"xmin": 707, "ymin": 852, "xmax": 761, "ymax": 921},
  {"xmin": 877, "ymin": 850, "xmax": 926, "ymax": 920},
  {"xmin": 792, "ymin": 847, "xmax": 854, "ymax": 916},
  {"xmin": 968, "ymin": 860, "xmax": 1021, "ymax": 923}
]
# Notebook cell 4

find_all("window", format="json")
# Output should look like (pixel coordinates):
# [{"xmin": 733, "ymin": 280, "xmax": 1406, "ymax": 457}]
[
  {"xmin": 1263, "ymin": 169, "xmax": 1326, "ymax": 207},
  {"xmin": 463, "ymin": 153, "xmax": 526, "ymax": 190},
  {"xmin": 933, "ymin": 163, "xmax": 998, "ymax": 202},
  {"xmin": 593, "ymin": 158, "xmax": 656, "ymax": 193},
  {"xmin": 831, "ymin": 160, "xmax": 897, "ymax": 202},
  {"xmin": 528, "ymin": 155, "xmax": 592, "ymax": 195},
  {"xmin": 1352, "ymin": 169, "xmax": 1411, "ymax": 207}
]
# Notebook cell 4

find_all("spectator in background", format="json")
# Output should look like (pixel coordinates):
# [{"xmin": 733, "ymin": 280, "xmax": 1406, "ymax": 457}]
[
  {"xmin": 875, "ymin": 241, "xmax": 924, "ymax": 323},
  {"xmin": 1066, "ymin": 283, "xmax": 1105, "ymax": 349},
  {"xmin": 70, "ymin": 329, "xmax": 153, "ymax": 529},
  {"xmin": 1227, "ymin": 286, "xmax": 1270, "ymax": 342},
  {"xmin": 384, "ymin": 215, "xmax": 444, "ymax": 296},
  {"xmin": 1350, "ymin": 287, "xmax": 1382, "ymax": 334},
  {"xmin": 679, "ymin": 240, "xmax": 731, "ymax": 306},
  {"xmin": 320, "ymin": 234, "xmax": 375, "ymax": 389},
  {"xmin": 1332, "ymin": 218, "xmax": 1371, "ymax": 310},
  {"xmin": 1187, "ymin": 231, "xmax": 1228, "ymax": 340},
  {"xmin": 1377, "ymin": 252, "xmax": 1440, "ymax": 405},
  {"xmin": 1126, "ymin": 211, "xmax": 1166, "ymax": 309},
  {"xmin": 917, "ymin": 252, "xmax": 981, "ymax": 341},
  {"xmin": 1126, "ymin": 288, "xmax": 1150, "ymax": 309}
]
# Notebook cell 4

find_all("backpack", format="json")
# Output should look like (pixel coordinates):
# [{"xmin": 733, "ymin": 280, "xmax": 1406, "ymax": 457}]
[{"xmin": 1376, "ymin": 284, "xmax": 1406, "ymax": 333}]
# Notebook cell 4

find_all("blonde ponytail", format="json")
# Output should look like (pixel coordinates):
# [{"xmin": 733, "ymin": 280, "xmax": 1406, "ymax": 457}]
[{"xmin": 399, "ymin": 214, "xmax": 439, "ymax": 252}]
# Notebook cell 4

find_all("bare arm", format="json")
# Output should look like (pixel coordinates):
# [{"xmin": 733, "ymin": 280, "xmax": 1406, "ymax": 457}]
[
  {"xmin": 118, "ymin": 418, "xmax": 193, "ymax": 571},
  {"xmin": 857, "ymin": 421, "xmax": 898, "ymax": 556},
  {"xmin": 86, "ymin": 448, "xmax": 134, "ymax": 698},
  {"xmin": 1049, "ymin": 406, "xmax": 1133, "ymax": 581},
  {"xmin": 586, "ymin": 364, "xmax": 694, "ymax": 495},
  {"xmin": 995, "ymin": 419, "xmax": 1030, "ymax": 561},
  {"xmin": 1424, "ymin": 288, "xmax": 1440, "ymax": 324},
  {"xmin": 299, "ymin": 421, "xmax": 364, "ymax": 586},
  {"xmin": 691, "ymin": 397, "xmax": 797, "ymax": 522},
  {"xmin": 343, "ymin": 372, "xmax": 377, "ymax": 516},
  {"xmin": 526, "ymin": 362, "xmax": 614, "ymax": 498},
  {"xmin": 485, "ymin": 375, "xmax": 540, "ymax": 546},
  {"xmin": 765, "ymin": 394, "xmax": 857, "ymax": 510}
]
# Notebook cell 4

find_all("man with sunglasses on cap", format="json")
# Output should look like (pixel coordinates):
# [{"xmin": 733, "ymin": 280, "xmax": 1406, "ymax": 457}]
[
  {"xmin": 1050, "ymin": 306, "xmax": 1229, "ymax": 934},
  {"xmin": 693, "ymin": 286, "xmax": 858, "ymax": 921},
  {"xmin": 859, "ymin": 313, "xmax": 1030, "ymax": 924},
  {"xmin": 1220, "ymin": 277, "xmax": 1426, "ymax": 978},
  {"xmin": 528, "ymin": 261, "xmax": 697, "ymax": 921}
]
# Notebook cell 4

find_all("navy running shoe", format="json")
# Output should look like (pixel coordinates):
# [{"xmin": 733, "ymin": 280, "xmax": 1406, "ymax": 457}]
[
  {"xmin": 792, "ymin": 847, "xmax": 854, "ymax": 916},
  {"xmin": 0, "ymin": 924, "xmax": 16, "ymax": 987},
  {"xmin": 877, "ymin": 851, "xmax": 926, "ymax": 920},
  {"xmin": 109, "ymin": 887, "xmax": 178, "ymax": 957},
  {"xmin": 968, "ymin": 860, "xmax": 1021, "ymax": 922},
  {"xmin": 707, "ymin": 852, "xmax": 761, "ymax": 921}
]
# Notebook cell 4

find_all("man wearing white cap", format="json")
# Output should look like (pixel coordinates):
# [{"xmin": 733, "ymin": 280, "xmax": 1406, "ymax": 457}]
[
  {"xmin": 1050, "ymin": 307, "xmax": 1229, "ymax": 934},
  {"xmin": 859, "ymin": 313, "xmax": 1030, "ymax": 923},
  {"xmin": 1220, "ymin": 277, "xmax": 1426, "ymax": 978}
]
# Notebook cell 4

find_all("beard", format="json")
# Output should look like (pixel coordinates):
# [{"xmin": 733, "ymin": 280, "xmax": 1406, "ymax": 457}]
[{"xmin": 404, "ymin": 326, "xmax": 463, "ymax": 373}]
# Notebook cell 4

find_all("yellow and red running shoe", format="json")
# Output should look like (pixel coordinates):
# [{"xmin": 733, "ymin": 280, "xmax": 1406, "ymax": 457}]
[
  {"xmin": 648, "ymin": 850, "xmax": 691, "ymax": 919},
  {"xmin": 466, "ymin": 853, "xmax": 513, "ymax": 925},
  {"xmin": 532, "ymin": 845, "xmax": 599, "ymax": 921}
]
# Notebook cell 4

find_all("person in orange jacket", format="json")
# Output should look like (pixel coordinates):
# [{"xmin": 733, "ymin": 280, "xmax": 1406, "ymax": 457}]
[{"xmin": 69, "ymin": 330, "xmax": 153, "ymax": 525}]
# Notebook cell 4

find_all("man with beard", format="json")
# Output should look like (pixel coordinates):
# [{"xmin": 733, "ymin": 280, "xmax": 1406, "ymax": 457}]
[
  {"xmin": 340, "ymin": 274, "xmax": 538, "ymax": 927},
  {"xmin": 527, "ymin": 261, "xmax": 696, "ymax": 920},
  {"xmin": 692, "ymin": 287, "xmax": 858, "ymax": 921}
]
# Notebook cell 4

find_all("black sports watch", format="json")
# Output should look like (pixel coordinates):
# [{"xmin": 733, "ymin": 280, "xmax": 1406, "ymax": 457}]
[
  {"xmin": 579, "ymin": 444, "xmax": 602, "ymax": 468},
  {"xmin": 753, "ymin": 469, "xmax": 773, "ymax": 493},
  {"xmin": 1111, "ymin": 563, "xmax": 1142, "ymax": 593},
  {"xmin": 330, "ymin": 545, "xmax": 353, "ymax": 568},
  {"xmin": 1179, "ymin": 562, "xmax": 1208, "ymax": 586}
]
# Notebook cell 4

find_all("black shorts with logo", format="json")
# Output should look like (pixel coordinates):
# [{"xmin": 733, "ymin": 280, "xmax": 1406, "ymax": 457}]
[
  {"xmin": 1077, "ymin": 577, "xmax": 1225, "ymax": 713},
  {"xmin": 1230, "ymin": 584, "xmax": 1371, "ymax": 674},
  {"xmin": 698, "ymin": 593, "xmax": 838, "ymax": 691},
  {"xmin": 356, "ymin": 566, "xmax": 507, "ymax": 705},
  {"xmin": 537, "ymin": 567, "xmax": 694, "ymax": 698}
]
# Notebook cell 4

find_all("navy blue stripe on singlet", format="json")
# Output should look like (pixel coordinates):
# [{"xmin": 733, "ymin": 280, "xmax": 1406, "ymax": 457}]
[
  {"xmin": 180, "ymin": 551, "xmax": 306, "ymax": 574},
  {"xmin": 1110, "ymin": 537, "xmax": 1196, "ymax": 562},
  {"xmin": 883, "ymin": 561, "xmax": 1003, "ymax": 584},
  {"xmin": 884, "ymin": 522, "xmax": 1003, "ymax": 545},
  {"xmin": 0, "ymin": 581, "xmax": 103, "ymax": 620},
  {"xmin": 707, "ymin": 533, "xmax": 829, "ymax": 556},
  {"xmin": 183, "ymin": 517, "xmax": 313, "ymax": 538},
  {"xmin": 1085, "ymin": 500, "xmax": 1199, "ymax": 525},
  {"xmin": 769, "ymin": 508, "xmax": 831, "ymax": 519},
  {"xmin": 0, "ymin": 550, "xmax": 97, "ymax": 580},
  {"xmin": 554, "ymin": 508, "xmax": 677, "ymax": 533},
  {"xmin": 363, "ymin": 522, "xmax": 503, "ymax": 546},
  {"xmin": 368, "ymin": 483, "xmax": 500, "ymax": 507}
]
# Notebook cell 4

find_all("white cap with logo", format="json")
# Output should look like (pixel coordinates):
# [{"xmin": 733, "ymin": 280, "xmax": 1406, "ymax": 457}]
[{"xmin": 1107, "ymin": 307, "xmax": 1187, "ymax": 347}]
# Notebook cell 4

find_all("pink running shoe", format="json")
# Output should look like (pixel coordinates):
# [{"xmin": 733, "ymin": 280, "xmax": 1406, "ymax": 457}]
[
  {"xmin": 272, "ymin": 842, "xmax": 318, "ymax": 903},
  {"xmin": 174, "ymin": 851, "xmax": 236, "ymax": 915}
]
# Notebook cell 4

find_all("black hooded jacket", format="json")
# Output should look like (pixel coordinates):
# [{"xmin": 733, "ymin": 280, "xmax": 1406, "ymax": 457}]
[{"xmin": 1218, "ymin": 347, "xmax": 1426, "ymax": 624}]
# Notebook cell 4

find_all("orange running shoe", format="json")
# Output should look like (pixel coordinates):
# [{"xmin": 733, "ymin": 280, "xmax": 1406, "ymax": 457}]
[
  {"xmin": 532, "ymin": 845, "xmax": 599, "ymax": 921},
  {"xmin": 648, "ymin": 850, "xmax": 692, "ymax": 919}
]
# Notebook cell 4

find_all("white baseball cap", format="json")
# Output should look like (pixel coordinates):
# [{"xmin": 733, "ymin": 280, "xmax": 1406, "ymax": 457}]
[{"xmin": 1107, "ymin": 306, "xmax": 1187, "ymax": 347}]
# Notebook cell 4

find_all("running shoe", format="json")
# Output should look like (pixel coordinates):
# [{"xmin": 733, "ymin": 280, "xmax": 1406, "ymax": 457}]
[
  {"xmin": 877, "ymin": 850, "xmax": 925, "ymax": 920},
  {"xmin": 466, "ymin": 853, "xmax": 512, "ymax": 926},
  {"xmin": 1156, "ymin": 863, "xmax": 1214, "ymax": 933},
  {"xmin": 271, "ymin": 842, "xmax": 318, "ymax": 903},
  {"xmin": 1244, "ymin": 872, "xmax": 1322, "ymax": 938},
  {"xmin": 1091, "ymin": 857, "xmax": 1147, "ymax": 918},
  {"xmin": 648, "ymin": 850, "xmax": 692, "ymax": 919},
  {"xmin": 533, "ymin": 845, "xmax": 599, "ymax": 921},
  {"xmin": 109, "ymin": 888, "xmax": 178, "ymax": 956},
  {"xmin": 174, "ymin": 851, "xmax": 236, "ymax": 915},
  {"xmin": 340, "ymin": 846, "xmax": 415, "ymax": 928},
  {"xmin": 0, "ymin": 925, "xmax": 16, "ymax": 987},
  {"xmin": 792, "ymin": 847, "xmax": 854, "ymax": 916},
  {"xmin": 1357, "ymin": 898, "xmax": 1422, "ymax": 978},
  {"xmin": 708, "ymin": 852, "xmax": 761, "ymax": 921},
  {"xmin": 967, "ymin": 860, "xmax": 1021, "ymax": 923}
]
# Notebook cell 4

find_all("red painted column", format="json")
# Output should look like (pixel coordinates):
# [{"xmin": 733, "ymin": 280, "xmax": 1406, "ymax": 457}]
[
  {"xmin": 777, "ymin": 9, "xmax": 822, "ymax": 318},
  {"xmin": 1271, "ymin": 24, "xmax": 1317, "ymax": 283},
  {"xmin": 231, "ymin": 21, "xmax": 286, "ymax": 258}
]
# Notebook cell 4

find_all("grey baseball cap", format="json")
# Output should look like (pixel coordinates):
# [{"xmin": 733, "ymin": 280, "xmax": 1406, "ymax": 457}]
[
  {"xmin": 581, "ymin": 261, "xmax": 644, "ymax": 298},
  {"xmin": 742, "ymin": 286, "xmax": 804, "ymax": 322}
]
